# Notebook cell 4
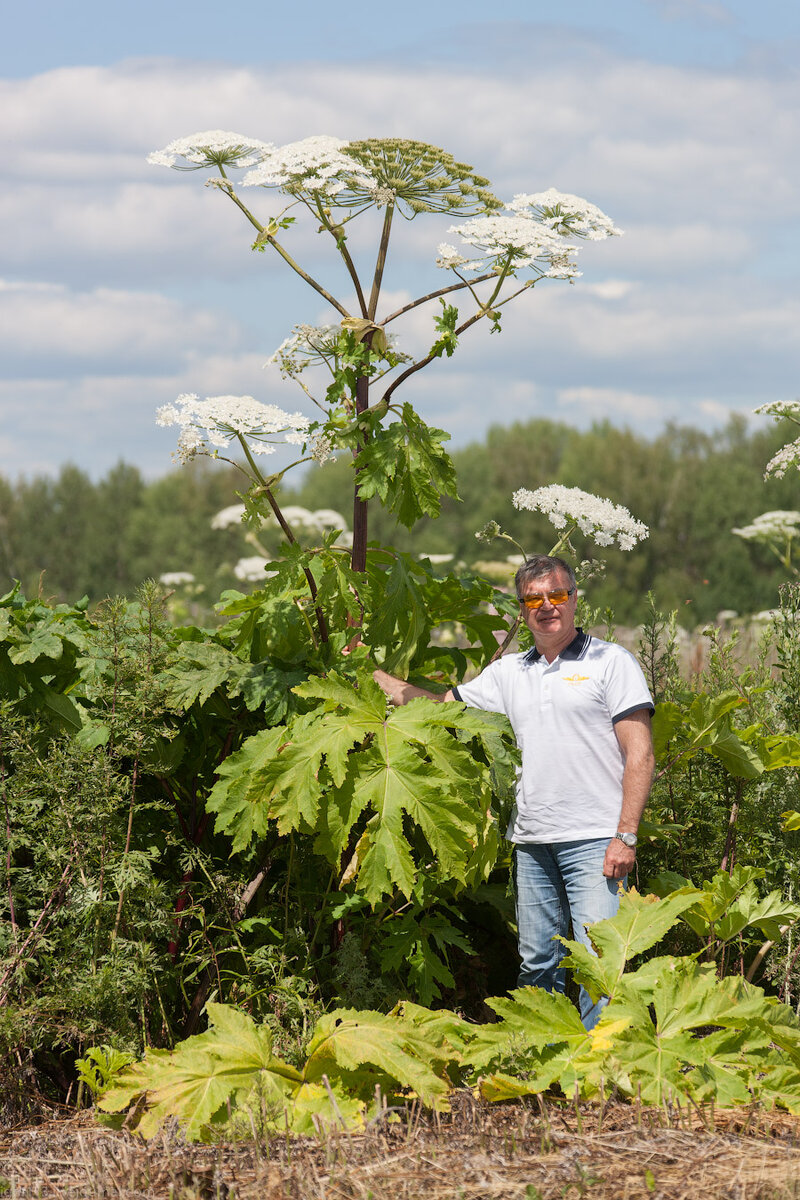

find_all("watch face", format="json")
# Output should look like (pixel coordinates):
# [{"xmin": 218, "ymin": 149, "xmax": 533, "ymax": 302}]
[{"xmin": 617, "ymin": 832, "xmax": 637, "ymax": 847}]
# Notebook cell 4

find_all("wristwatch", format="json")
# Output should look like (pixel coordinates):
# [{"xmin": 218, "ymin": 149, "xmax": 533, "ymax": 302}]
[{"xmin": 614, "ymin": 831, "xmax": 638, "ymax": 848}]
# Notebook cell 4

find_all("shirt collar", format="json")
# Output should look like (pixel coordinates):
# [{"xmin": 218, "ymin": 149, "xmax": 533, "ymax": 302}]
[{"xmin": 523, "ymin": 627, "xmax": 590, "ymax": 664}]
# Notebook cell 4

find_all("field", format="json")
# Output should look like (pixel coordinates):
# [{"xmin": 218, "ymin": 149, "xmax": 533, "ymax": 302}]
[{"xmin": 2, "ymin": 1097, "xmax": 800, "ymax": 1200}]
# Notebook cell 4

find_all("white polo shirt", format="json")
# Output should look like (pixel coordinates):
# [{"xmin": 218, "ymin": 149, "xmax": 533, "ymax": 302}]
[{"xmin": 453, "ymin": 630, "xmax": 654, "ymax": 844}]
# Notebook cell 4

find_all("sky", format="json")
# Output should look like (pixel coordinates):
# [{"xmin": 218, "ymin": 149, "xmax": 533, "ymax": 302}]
[{"xmin": 2, "ymin": 0, "xmax": 799, "ymax": 482}]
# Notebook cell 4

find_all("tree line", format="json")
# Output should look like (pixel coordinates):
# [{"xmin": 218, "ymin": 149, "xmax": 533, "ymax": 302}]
[{"xmin": 0, "ymin": 414, "xmax": 796, "ymax": 625}]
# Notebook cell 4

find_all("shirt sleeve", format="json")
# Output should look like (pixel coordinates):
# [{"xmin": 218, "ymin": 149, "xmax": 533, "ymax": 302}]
[
  {"xmin": 604, "ymin": 648, "xmax": 655, "ymax": 723},
  {"xmin": 452, "ymin": 659, "xmax": 508, "ymax": 715}
]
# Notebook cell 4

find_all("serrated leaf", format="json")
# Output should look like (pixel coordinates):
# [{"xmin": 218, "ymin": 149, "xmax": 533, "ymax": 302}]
[
  {"xmin": 9, "ymin": 628, "xmax": 64, "ymax": 665},
  {"xmin": 470, "ymin": 987, "xmax": 590, "ymax": 1072},
  {"xmin": 304, "ymin": 1009, "xmax": 451, "ymax": 1109},
  {"xmin": 206, "ymin": 727, "xmax": 287, "ymax": 852},
  {"xmin": 365, "ymin": 552, "xmax": 430, "ymax": 677},
  {"xmin": 99, "ymin": 1003, "xmax": 299, "ymax": 1140},
  {"xmin": 559, "ymin": 888, "xmax": 702, "ymax": 1001},
  {"xmin": 355, "ymin": 403, "xmax": 459, "ymax": 527}
]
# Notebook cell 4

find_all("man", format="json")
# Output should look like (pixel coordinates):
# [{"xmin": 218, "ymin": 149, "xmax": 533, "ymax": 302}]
[{"xmin": 373, "ymin": 554, "xmax": 655, "ymax": 1029}]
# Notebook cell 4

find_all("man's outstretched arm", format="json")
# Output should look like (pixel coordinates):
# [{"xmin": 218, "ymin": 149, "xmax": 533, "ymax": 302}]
[
  {"xmin": 603, "ymin": 708, "xmax": 655, "ymax": 880},
  {"xmin": 372, "ymin": 669, "xmax": 456, "ymax": 706}
]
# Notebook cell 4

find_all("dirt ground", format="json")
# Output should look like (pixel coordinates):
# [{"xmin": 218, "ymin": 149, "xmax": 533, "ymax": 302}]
[{"xmin": 1, "ymin": 1095, "xmax": 800, "ymax": 1200}]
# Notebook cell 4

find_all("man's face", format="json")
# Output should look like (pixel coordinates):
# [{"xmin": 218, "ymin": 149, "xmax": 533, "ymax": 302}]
[{"xmin": 519, "ymin": 570, "xmax": 578, "ymax": 645}]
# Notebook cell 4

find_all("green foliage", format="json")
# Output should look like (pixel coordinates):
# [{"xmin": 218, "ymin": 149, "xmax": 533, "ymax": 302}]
[
  {"xmin": 98, "ymin": 892, "xmax": 800, "ymax": 1140},
  {"xmin": 75, "ymin": 1045, "xmax": 136, "ymax": 1100},
  {"xmin": 649, "ymin": 866, "xmax": 800, "ymax": 951},
  {"xmin": 99, "ymin": 1000, "xmax": 454, "ymax": 1139},
  {"xmin": 355, "ymin": 404, "xmax": 459, "ymax": 527},
  {"xmin": 429, "ymin": 299, "xmax": 459, "ymax": 359},
  {"xmin": 207, "ymin": 668, "xmax": 515, "ymax": 902}
]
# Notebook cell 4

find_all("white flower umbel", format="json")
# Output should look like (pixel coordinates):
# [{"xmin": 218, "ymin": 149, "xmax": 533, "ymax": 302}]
[
  {"xmin": 211, "ymin": 504, "xmax": 247, "ymax": 530},
  {"xmin": 444, "ymin": 214, "xmax": 581, "ymax": 278},
  {"xmin": 234, "ymin": 556, "xmax": 272, "ymax": 582},
  {"xmin": 147, "ymin": 131, "xmax": 274, "ymax": 171},
  {"xmin": 267, "ymin": 324, "xmax": 344, "ymax": 378},
  {"xmin": 732, "ymin": 511, "xmax": 800, "ymax": 541},
  {"xmin": 512, "ymin": 485, "xmax": 649, "ymax": 551},
  {"xmin": 755, "ymin": 400, "xmax": 800, "ymax": 478},
  {"xmin": 507, "ymin": 190, "xmax": 622, "ymax": 241},
  {"xmin": 435, "ymin": 243, "xmax": 469, "ymax": 270},
  {"xmin": 242, "ymin": 136, "xmax": 378, "ymax": 198},
  {"xmin": 156, "ymin": 394, "xmax": 310, "ymax": 464},
  {"xmin": 159, "ymin": 572, "xmax": 195, "ymax": 586}
]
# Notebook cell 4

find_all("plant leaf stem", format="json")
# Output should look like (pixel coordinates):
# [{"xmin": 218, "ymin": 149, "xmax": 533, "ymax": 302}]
[
  {"xmin": 368, "ymin": 204, "xmax": 394, "ymax": 320},
  {"xmin": 313, "ymin": 199, "xmax": 369, "ymax": 318},
  {"xmin": 218, "ymin": 176, "xmax": 351, "ymax": 319},
  {"xmin": 0, "ymin": 737, "xmax": 16, "ymax": 942},
  {"xmin": 380, "ymin": 270, "xmax": 499, "ymax": 326},
  {"xmin": 237, "ymin": 435, "xmax": 329, "ymax": 644}
]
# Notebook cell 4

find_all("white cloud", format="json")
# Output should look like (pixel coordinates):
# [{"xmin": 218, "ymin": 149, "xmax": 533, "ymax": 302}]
[
  {"xmin": 2, "ymin": 44, "xmax": 799, "ymax": 477},
  {"xmin": 0, "ymin": 280, "xmax": 242, "ymax": 369}
]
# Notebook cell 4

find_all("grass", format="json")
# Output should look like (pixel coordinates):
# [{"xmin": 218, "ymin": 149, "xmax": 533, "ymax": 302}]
[{"xmin": 1, "ymin": 1093, "xmax": 800, "ymax": 1198}]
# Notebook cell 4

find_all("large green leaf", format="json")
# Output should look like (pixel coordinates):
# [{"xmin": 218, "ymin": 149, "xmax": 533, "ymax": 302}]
[
  {"xmin": 161, "ymin": 641, "xmax": 300, "ymax": 720},
  {"xmin": 210, "ymin": 670, "xmax": 506, "ymax": 900},
  {"xmin": 99, "ymin": 1003, "xmax": 299, "ymax": 1140},
  {"xmin": 355, "ymin": 404, "xmax": 459, "ymax": 527},
  {"xmin": 558, "ymin": 888, "xmax": 701, "ymax": 1001},
  {"xmin": 303, "ymin": 1008, "xmax": 452, "ymax": 1109},
  {"xmin": 649, "ymin": 867, "xmax": 800, "ymax": 944}
]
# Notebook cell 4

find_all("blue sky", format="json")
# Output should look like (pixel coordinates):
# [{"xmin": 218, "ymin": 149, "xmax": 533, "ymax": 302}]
[{"xmin": 2, "ymin": 0, "xmax": 799, "ymax": 480}]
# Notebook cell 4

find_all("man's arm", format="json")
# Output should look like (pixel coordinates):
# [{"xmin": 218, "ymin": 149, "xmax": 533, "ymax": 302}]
[
  {"xmin": 372, "ymin": 669, "xmax": 456, "ymax": 706},
  {"xmin": 603, "ymin": 708, "xmax": 655, "ymax": 881}
]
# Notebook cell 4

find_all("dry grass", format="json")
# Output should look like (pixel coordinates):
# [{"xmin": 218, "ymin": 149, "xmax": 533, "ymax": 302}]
[{"xmin": 1, "ymin": 1095, "xmax": 800, "ymax": 1199}]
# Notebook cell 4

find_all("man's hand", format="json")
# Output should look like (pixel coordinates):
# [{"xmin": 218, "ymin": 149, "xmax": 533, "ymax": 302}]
[{"xmin": 602, "ymin": 837, "xmax": 636, "ymax": 880}]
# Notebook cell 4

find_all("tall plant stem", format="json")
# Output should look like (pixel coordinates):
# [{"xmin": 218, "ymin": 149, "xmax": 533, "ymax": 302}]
[
  {"xmin": 314, "ymin": 200, "xmax": 369, "ymax": 317},
  {"xmin": 381, "ymin": 308, "xmax": 498, "ymax": 406},
  {"xmin": 0, "ymin": 861, "xmax": 74, "ymax": 1004},
  {"xmin": 351, "ymin": 371, "xmax": 370, "ymax": 574},
  {"xmin": 112, "ymin": 756, "xmax": 139, "ymax": 945},
  {"xmin": 719, "ymin": 780, "xmax": 742, "ymax": 873},
  {"xmin": 381, "ymin": 272, "xmax": 498, "ymax": 325},
  {"xmin": 239, "ymin": 437, "xmax": 329, "ymax": 644},
  {"xmin": 0, "ymin": 734, "xmax": 17, "ymax": 942},
  {"xmin": 368, "ymin": 205, "xmax": 394, "ymax": 320}
]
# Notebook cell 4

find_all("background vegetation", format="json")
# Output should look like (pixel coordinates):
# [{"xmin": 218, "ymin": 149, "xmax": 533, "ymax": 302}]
[{"xmin": 2, "ymin": 414, "xmax": 798, "ymax": 627}]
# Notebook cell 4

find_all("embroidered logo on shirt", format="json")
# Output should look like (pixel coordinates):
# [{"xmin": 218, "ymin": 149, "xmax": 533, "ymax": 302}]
[{"xmin": 562, "ymin": 674, "xmax": 590, "ymax": 684}]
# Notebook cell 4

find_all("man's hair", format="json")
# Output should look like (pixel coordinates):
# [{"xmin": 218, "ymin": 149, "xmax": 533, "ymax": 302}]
[{"xmin": 514, "ymin": 555, "xmax": 577, "ymax": 600}]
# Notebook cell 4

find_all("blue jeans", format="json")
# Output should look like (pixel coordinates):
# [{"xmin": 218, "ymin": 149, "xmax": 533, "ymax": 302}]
[{"xmin": 514, "ymin": 839, "xmax": 622, "ymax": 1030}]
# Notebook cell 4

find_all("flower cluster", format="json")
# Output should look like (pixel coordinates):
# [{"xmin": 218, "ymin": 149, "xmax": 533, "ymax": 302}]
[
  {"xmin": 156, "ymin": 394, "xmax": 310, "ymax": 464},
  {"xmin": 242, "ymin": 136, "xmax": 378, "ymax": 198},
  {"xmin": 267, "ymin": 324, "xmax": 344, "ymax": 378},
  {"xmin": 436, "ymin": 243, "xmax": 469, "ymax": 270},
  {"xmin": 442, "ymin": 214, "xmax": 580, "ymax": 278},
  {"xmin": 147, "ymin": 131, "xmax": 274, "ymax": 171},
  {"xmin": 211, "ymin": 504, "xmax": 246, "ymax": 530},
  {"xmin": 159, "ymin": 572, "xmax": 196, "ymax": 586},
  {"xmin": 512, "ymin": 485, "xmax": 648, "ymax": 551},
  {"xmin": 507, "ymin": 190, "xmax": 622, "ymax": 241},
  {"xmin": 755, "ymin": 400, "xmax": 800, "ymax": 478},
  {"xmin": 439, "ymin": 189, "xmax": 619, "ymax": 277},
  {"xmin": 340, "ymin": 139, "xmax": 501, "ymax": 216},
  {"xmin": 732, "ymin": 511, "xmax": 800, "ymax": 542},
  {"xmin": 234, "ymin": 556, "xmax": 274, "ymax": 582}
]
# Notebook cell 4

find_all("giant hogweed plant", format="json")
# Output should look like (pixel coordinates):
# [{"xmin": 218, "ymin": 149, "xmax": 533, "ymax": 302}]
[{"xmin": 140, "ymin": 132, "xmax": 636, "ymax": 993}]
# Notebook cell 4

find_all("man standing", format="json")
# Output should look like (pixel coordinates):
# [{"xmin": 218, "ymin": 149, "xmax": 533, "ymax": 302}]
[{"xmin": 373, "ymin": 554, "xmax": 655, "ymax": 1029}]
